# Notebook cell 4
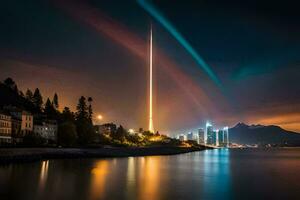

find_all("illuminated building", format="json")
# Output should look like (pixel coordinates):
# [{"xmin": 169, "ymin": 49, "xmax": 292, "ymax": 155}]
[
  {"xmin": 11, "ymin": 111, "xmax": 33, "ymax": 136},
  {"xmin": 214, "ymin": 130, "xmax": 219, "ymax": 146},
  {"xmin": 0, "ymin": 111, "xmax": 12, "ymax": 143},
  {"xmin": 187, "ymin": 132, "xmax": 194, "ymax": 141},
  {"xmin": 218, "ymin": 129, "xmax": 225, "ymax": 146},
  {"xmin": 205, "ymin": 122, "xmax": 214, "ymax": 145},
  {"xmin": 223, "ymin": 127, "xmax": 229, "ymax": 147},
  {"xmin": 198, "ymin": 128, "xmax": 205, "ymax": 144},
  {"xmin": 179, "ymin": 135, "xmax": 185, "ymax": 142},
  {"xmin": 33, "ymin": 120, "xmax": 58, "ymax": 142}
]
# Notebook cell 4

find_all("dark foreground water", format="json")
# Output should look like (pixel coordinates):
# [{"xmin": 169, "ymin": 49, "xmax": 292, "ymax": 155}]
[{"xmin": 0, "ymin": 148, "xmax": 300, "ymax": 200}]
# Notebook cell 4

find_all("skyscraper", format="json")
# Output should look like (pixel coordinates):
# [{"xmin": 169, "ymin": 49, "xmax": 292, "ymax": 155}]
[
  {"xmin": 218, "ymin": 129, "xmax": 224, "ymax": 146},
  {"xmin": 206, "ymin": 122, "xmax": 214, "ymax": 145},
  {"xmin": 214, "ymin": 130, "xmax": 219, "ymax": 146},
  {"xmin": 148, "ymin": 26, "xmax": 154, "ymax": 133},
  {"xmin": 198, "ymin": 128, "xmax": 205, "ymax": 144},
  {"xmin": 223, "ymin": 127, "xmax": 229, "ymax": 147}
]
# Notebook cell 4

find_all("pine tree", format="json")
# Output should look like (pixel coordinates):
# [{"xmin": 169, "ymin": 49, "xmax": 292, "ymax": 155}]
[
  {"xmin": 3, "ymin": 77, "xmax": 18, "ymax": 93},
  {"xmin": 87, "ymin": 97, "xmax": 93, "ymax": 123},
  {"xmin": 62, "ymin": 107, "xmax": 75, "ymax": 122},
  {"xmin": 25, "ymin": 89, "xmax": 34, "ymax": 102},
  {"xmin": 33, "ymin": 88, "xmax": 43, "ymax": 110},
  {"xmin": 44, "ymin": 98, "xmax": 53, "ymax": 114},
  {"xmin": 75, "ymin": 96, "xmax": 95, "ymax": 145},
  {"xmin": 53, "ymin": 93, "xmax": 59, "ymax": 110},
  {"xmin": 76, "ymin": 96, "xmax": 88, "ymax": 120},
  {"xmin": 19, "ymin": 91, "xmax": 25, "ymax": 97}
]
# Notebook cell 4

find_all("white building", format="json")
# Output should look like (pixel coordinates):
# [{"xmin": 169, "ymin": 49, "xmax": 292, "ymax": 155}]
[
  {"xmin": 0, "ymin": 112, "xmax": 12, "ymax": 143},
  {"xmin": 34, "ymin": 121, "xmax": 57, "ymax": 142},
  {"xmin": 223, "ymin": 127, "xmax": 229, "ymax": 147},
  {"xmin": 187, "ymin": 132, "xmax": 198, "ymax": 142}
]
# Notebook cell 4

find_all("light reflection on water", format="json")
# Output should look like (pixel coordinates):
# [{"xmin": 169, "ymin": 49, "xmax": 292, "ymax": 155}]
[
  {"xmin": 90, "ymin": 160, "xmax": 108, "ymax": 200},
  {"xmin": 1, "ymin": 149, "xmax": 300, "ymax": 200},
  {"xmin": 202, "ymin": 149, "xmax": 231, "ymax": 199}
]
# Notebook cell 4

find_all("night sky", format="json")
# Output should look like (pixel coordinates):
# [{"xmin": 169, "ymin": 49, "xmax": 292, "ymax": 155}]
[{"xmin": 0, "ymin": 0, "xmax": 299, "ymax": 134}]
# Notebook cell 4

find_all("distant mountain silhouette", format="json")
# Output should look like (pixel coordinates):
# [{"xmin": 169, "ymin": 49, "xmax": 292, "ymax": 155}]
[
  {"xmin": 229, "ymin": 123, "xmax": 300, "ymax": 146},
  {"xmin": 0, "ymin": 82, "xmax": 39, "ymax": 113}
]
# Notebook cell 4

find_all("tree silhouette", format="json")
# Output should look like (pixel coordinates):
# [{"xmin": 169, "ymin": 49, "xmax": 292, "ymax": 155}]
[
  {"xmin": 44, "ymin": 98, "xmax": 56, "ymax": 119},
  {"xmin": 112, "ymin": 125, "xmax": 126, "ymax": 142},
  {"xmin": 87, "ymin": 97, "xmax": 93, "ymax": 123},
  {"xmin": 76, "ymin": 96, "xmax": 88, "ymax": 120},
  {"xmin": 25, "ymin": 89, "xmax": 34, "ymax": 102},
  {"xmin": 62, "ymin": 107, "xmax": 75, "ymax": 122},
  {"xmin": 33, "ymin": 88, "xmax": 43, "ymax": 110},
  {"xmin": 3, "ymin": 77, "xmax": 18, "ymax": 93},
  {"xmin": 57, "ymin": 122, "xmax": 77, "ymax": 146},
  {"xmin": 53, "ymin": 93, "xmax": 59, "ymax": 110},
  {"xmin": 75, "ymin": 96, "xmax": 95, "ymax": 145}
]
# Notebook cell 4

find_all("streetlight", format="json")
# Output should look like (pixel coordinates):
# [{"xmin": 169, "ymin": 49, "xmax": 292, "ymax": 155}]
[
  {"xmin": 128, "ymin": 129, "xmax": 135, "ymax": 134},
  {"xmin": 97, "ymin": 115, "xmax": 103, "ymax": 120},
  {"xmin": 94, "ymin": 114, "xmax": 103, "ymax": 125}
]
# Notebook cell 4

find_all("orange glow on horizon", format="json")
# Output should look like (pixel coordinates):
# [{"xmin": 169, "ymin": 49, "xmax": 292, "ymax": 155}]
[{"xmin": 253, "ymin": 113, "xmax": 300, "ymax": 133}]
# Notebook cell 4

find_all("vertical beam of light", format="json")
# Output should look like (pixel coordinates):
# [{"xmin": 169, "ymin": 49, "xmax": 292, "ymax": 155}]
[
  {"xmin": 149, "ymin": 26, "xmax": 154, "ymax": 132},
  {"xmin": 137, "ymin": 0, "xmax": 223, "ymax": 89},
  {"xmin": 53, "ymin": 0, "xmax": 226, "ymax": 126}
]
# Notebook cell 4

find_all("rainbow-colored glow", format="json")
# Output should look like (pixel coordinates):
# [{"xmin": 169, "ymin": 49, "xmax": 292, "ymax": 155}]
[{"xmin": 54, "ymin": 0, "xmax": 227, "ymax": 129}]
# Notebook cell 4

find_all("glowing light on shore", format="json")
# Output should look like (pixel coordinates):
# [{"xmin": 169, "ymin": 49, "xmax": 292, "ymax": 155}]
[{"xmin": 129, "ymin": 129, "xmax": 135, "ymax": 134}]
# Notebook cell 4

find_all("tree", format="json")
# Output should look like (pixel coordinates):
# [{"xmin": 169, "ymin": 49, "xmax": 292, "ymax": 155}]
[
  {"xmin": 53, "ymin": 93, "xmax": 59, "ymax": 110},
  {"xmin": 76, "ymin": 119, "xmax": 95, "ymax": 145},
  {"xmin": 61, "ymin": 107, "xmax": 75, "ymax": 122},
  {"xmin": 76, "ymin": 96, "xmax": 88, "ymax": 120},
  {"xmin": 57, "ymin": 122, "xmax": 77, "ymax": 146},
  {"xmin": 44, "ymin": 98, "xmax": 56, "ymax": 118},
  {"xmin": 33, "ymin": 88, "xmax": 43, "ymax": 110},
  {"xmin": 75, "ymin": 96, "xmax": 95, "ymax": 145},
  {"xmin": 25, "ymin": 89, "xmax": 34, "ymax": 102},
  {"xmin": 19, "ymin": 91, "xmax": 25, "ymax": 97},
  {"xmin": 3, "ymin": 77, "xmax": 18, "ymax": 93},
  {"xmin": 87, "ymin": 97, "xmax": 93, "ymax": 123},
  {"xmin": 111, "ymin": 125, "xmax": 126, "ymax": 142}
]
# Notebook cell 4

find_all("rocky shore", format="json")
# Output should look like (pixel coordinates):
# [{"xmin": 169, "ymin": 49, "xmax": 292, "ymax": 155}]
[{"xmin": 0, "ymin": 146, "xmax": 206, "ymax": 164}]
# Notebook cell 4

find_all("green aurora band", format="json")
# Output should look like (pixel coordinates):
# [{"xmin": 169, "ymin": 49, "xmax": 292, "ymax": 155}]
[{"xmin": 137, "ymin": 0, "xmax": 223, "ymax": 89}]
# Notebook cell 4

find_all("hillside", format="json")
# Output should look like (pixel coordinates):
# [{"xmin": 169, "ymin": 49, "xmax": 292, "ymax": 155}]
[{"xmin": 229, "ymin": 123, "xmax": 300, "ymax": 146}]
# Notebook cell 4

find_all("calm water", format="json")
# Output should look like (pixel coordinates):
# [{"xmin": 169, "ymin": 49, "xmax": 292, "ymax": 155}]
[{"xmin": 0, "ymin": 149, "xmax": 300, "ymax": 200}]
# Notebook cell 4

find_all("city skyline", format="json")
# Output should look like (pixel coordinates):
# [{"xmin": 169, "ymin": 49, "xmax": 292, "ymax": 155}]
[{"xmin": 0, "ymin": 0, "xmax": 299, "ymax": 134}]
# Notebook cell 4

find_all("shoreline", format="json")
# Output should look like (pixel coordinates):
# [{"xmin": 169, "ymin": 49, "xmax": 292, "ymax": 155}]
[{"xmin": 0, "ymin": 146, "xmax": 206, "ymax": 164}]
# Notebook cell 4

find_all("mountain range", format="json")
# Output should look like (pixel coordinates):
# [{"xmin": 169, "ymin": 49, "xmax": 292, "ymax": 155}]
[{"xmin": 229, "ymin": 123, "xmax": 300, "ymax": 146}]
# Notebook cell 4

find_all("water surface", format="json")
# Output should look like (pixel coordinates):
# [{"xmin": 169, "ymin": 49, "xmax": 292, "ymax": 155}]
[{"xmin": 0, "ymin": 149, "xmax": 300, "ymax": 200}]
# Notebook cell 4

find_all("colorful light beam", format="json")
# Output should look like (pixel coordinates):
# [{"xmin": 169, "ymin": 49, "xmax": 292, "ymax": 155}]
[
  {"xmin": 149, "ymin": 26, "xmax": 154, "ymax": 132},
  {"xmin": 53, "ymin": 0, "xmax": 227, "ymax": 124},
  {"xmin": 137, "ymin": 0, "xmax": 223, "ymax": 89}
]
